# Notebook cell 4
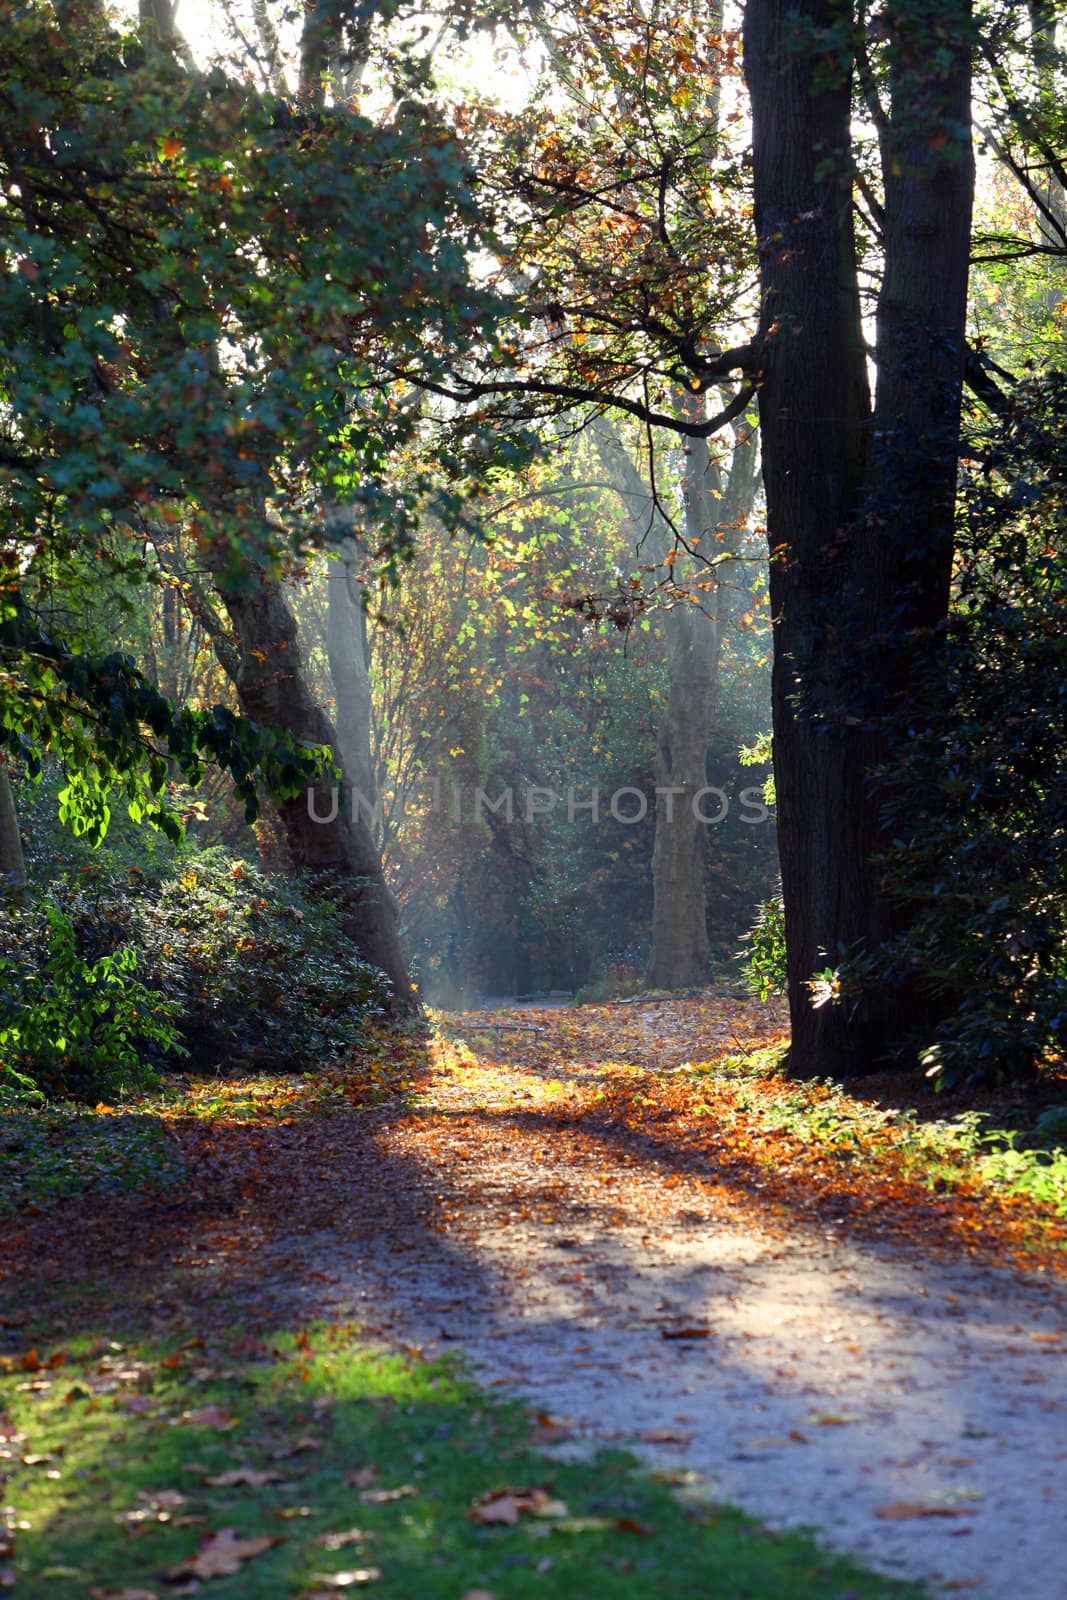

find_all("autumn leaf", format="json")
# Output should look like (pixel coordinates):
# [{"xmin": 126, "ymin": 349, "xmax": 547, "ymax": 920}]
[
  {"xmin": 307, "ymin": 1572, "xmax": 381, "ymax": 1592},
  {"xmin": 875, "ymin": 1503, "xmax": 965, "ymax": 1521},
  {"xmin": 468, "ymin": 1488, "xmax": 567, "ymax": 1525},
  {"xmin": 317, "ymin": 1528, "xmax": 370, "ymax": 1550},
  {"xmin": 178, "ymin": 1405, "xmax": 238, "ymax": 1429},
  {"xmin": 90, "ymin": 1589, "xmax": 160, "ymax": 1599},
  {"xmin": 167, "ymin": 1527, "xmax": 283, "ymax": 1579},
  {"xmin": 271, "ymin": 1433, "xmax": 320, "ymax": 1458},
  {"xmin": 203, "ymin": 1467, "xmax": 282, "ymax": 1488}
]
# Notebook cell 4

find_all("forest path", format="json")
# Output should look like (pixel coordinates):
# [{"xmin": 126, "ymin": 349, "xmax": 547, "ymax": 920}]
[{"xmin": 287, "ymin": 996, "xmax": 1067, "ymax": 1600}]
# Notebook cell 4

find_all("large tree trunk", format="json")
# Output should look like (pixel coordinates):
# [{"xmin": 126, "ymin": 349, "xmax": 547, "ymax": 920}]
[
  {"xmin": 211, "ymin": 560, "xmax": 416, "ymax": 1010},
  {"xmin": 744, "ymin": 0, "xmax": 973, "ymax": 1077},
  {"xmin": 0, "ymin": 761, "xmax": 26, "ymax": 895}
]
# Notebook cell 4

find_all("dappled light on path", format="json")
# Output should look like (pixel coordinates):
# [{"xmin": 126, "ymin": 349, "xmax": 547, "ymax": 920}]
[{"xmin": 3, "ymin": 994, "xmax": 1066, "ymax": 1597}]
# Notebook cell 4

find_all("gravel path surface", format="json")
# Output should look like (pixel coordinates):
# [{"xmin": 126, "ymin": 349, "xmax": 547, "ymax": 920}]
[{"xmin": 284, "ymin": 1008, "xmax": 1067, "ymax": 1599}]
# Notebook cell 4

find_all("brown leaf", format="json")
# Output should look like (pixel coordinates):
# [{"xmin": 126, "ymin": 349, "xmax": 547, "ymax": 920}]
[
  {"xmin": 90, "ymin": 1590, "xmax": 160, "ymax": 1599},
  {"xmin": 876, "ymin": 1502, "xmax": 965, "ymax": 1521},
  {"xmin": 167, "ymin": 1527, "xmax": 283, "ymax": 1579},
  {"xmin": 468, "ymin": 1492, "xmax": 523, "ymax": 1527},
  {"xmin": 178, "ymin": 1406, "xmax": 237, "ymax": 1430},
  {"xmin": 468, "ymin": 1488, "xmax": 566, "ymax": 1525},
  {"xmin": 344, "ymin": 1465, "xmax": 377, "ymax": 1489},
  {"xmin": 660, "ymin": 1327, "xmax": 711, "ymax": 1341},
  {"xmin": 271, "ymin": 1434, "xmax": 320, "ymax": 1459},
  {"xmin": 203, "ymin": 1467, "xmax": 282, "ymax": 1488},
  {"xmin": 317, "ymin": 1529, "xmax": 369, "ymax": 1551},
  {"xmin": 358, "ymin": 1484, "xmax": 417, "ymax": 1505}
]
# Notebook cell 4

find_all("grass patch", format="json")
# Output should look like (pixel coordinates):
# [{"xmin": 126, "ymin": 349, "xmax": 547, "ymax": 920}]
[{"xmin": 0, "ymin": 1324, "xmax": 926, "ymax": 1600}]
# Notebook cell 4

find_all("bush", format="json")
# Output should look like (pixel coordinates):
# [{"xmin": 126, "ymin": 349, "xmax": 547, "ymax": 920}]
[
  {"xmin": 0, "ymin": 904, "xmax": 184, "ymax": 1103},
  {"xmin": 738, "ymin": 884, "xmax": 786, "ymax": 1001},
  {"xmin": 867, "ymin": 373, "xmax": 1067, "ymax": 1084},
  {"xmin": 0, "ymin": 843, "xmax": 391, "ymax": 1099}
]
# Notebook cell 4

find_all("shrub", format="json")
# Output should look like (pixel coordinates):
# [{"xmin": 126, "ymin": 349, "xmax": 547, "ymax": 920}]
[
  {"xmin": 867, "ymin": 373, "xmax": 1067, "ymax": 1083},
  {"xmin": 0, "ymin": 842, "xmax": 391, "ymax": 1099},
  {"xmin": 0, "ymin": 904, "xmax": 183, "ymax": 1102},
  {"xmin": 738, "ymin": 883, "xmax": 786, "ymax": 1001}
]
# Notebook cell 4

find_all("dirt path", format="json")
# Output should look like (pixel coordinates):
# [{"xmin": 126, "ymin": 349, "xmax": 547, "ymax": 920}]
[{"xmin": 281, "ymin": 1000, "xmax": 1067, "ymax": 1600}]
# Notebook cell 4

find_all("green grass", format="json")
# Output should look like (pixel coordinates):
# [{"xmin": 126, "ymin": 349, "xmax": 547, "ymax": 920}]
[{"xmin": 0, "ymin": 1325, "xmax": 927, "ymax": 1600}]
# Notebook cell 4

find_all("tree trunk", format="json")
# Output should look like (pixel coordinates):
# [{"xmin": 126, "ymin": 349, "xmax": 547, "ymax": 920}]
[
  {"xmin": 211, "ymin": 560, "xmax": 416, "ymax": 1011},
  {"xmin": 744, "ymin": 0, "xmax": 973, "ymax": 1077},
  {"xmin": 0, "ymin": 761, "xmax": 26, "ymax": 895},
  {"xmin": 597, "ymin": 411, "xmax": 758, "ymax": 989},
  {"xmin": 324, "ymin": 533, "xmax": 378, "ymax": 822}
]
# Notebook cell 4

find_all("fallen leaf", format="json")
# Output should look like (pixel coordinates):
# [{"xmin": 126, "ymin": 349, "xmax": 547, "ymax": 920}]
[
  {"xmin": 178, "ymin": 1406, "xmax": 237, "ymax": 1430},
  {"xmin": 90, "ymin": 1589, "xmax": 159, "ymax": 1599},
  {"xmin": 344, "ymin": 1466, "xmax": 377, "ymax": 1489},
  {"xmin": 359, "ymin": 1484, "xmax": 417, "ymax": 1505},
  {"xmin": 204, "ymin": 1467, "xmax": 282, "ymax": 1488},
  {"xmin": 550, "ymin": 1516, "xmax": 613, "ymax": 1533},
  {"xmin": 308, "ymin": 1571, "xmax": 381, "ymax": 1591},
  {"xmin": 117, "ymin": 1395, "xmax": 158, "ymax": 1416},
  {"xmin": 468, "ymin": 1488, "xmax": 567, "ymax": 1525},
  {"xmin": 660, "ymin": 1327, "xmax": 711, "ymax": 1341},
  {"xmin": 317, "ymin": 1529, "xmax": 369, "ymax": 1551},
  {"xmin": 876, "ymin": 1503, "xmax": 965, "ymax": 1520},
  {"xmin": 167, "ymin": 1527, "xmax": 283, "ymax": 1579},
  {"xmin": 272, "ymin": 1434, "xmax": 320, "ymax": 1459}
]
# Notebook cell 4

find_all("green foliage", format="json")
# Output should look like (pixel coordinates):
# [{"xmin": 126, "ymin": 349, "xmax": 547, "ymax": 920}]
[
  {"xmin": 0, "ymin": 905, "xmax": 184, "ymax": 1103},
  {"xmin": 8, "ymin": 844, "xmax": 391, "ymax": 1085},
  {"xmin": 0, "ymin": 2, "xmax": 524, "ymax": 853},
  {"xmin": 2, "ymin": 602, "xmax": 328, "ymax": 844},
  {"xmin": 738, "ymin": 884, "xmax": 787, "ymax": 1001},
  {"xmin": 870, "ymin": 373, "xmax": 1067, "ymax": 1083}
]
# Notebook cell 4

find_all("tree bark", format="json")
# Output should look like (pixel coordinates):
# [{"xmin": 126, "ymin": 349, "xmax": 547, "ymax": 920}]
[
  {"xmin": 744, "ymin": 0, "xmax": 973, "ymax": 1076},
  {"xmin": 210, "ymin": 558, "xmax": 416, "ymax": 1010},
  {"xmin": 324, "ymin": 532, "xmax": 378, "ymax": 823},
  {"xmin": 647, "ymin": 420, "xmax": 759, "ymax": 988},
  {"xmin": 0, "ymin": 761, "xmax": 26, "ymax": 895}
]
